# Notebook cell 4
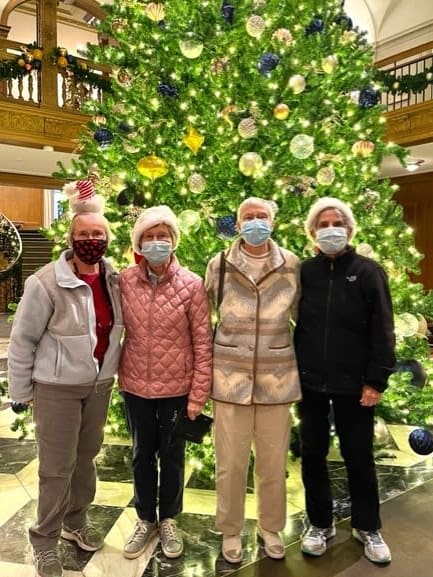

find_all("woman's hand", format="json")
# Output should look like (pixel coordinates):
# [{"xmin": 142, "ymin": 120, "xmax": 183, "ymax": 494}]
[
  {"xmin": 187, "ymin": 401, "xmax": 202, "ymax": 421},
  {"xmin": 360, "ymin": 385, "xmax": 382, "ymax": 407}
]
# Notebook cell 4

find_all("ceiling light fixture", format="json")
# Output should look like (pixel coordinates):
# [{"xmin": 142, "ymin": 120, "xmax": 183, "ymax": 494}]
[{"xmin": 405, "ymin": 159, "xmax": 425, "ymax": 172}]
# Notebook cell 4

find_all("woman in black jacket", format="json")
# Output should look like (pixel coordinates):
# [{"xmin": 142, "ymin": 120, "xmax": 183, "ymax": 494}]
[{"xmin": 294, "ymin": 197, "xmax": 395, "ymax": 565}]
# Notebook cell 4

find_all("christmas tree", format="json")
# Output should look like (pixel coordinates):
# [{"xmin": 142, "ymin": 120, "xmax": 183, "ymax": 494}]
[{"xmin": 50, "ymin": 0, "xmax": 433, "ymax": 450}]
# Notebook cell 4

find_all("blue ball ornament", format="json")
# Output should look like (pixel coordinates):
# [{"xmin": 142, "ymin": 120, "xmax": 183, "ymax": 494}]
[
  {"xmin": 93, "ymin": 127, "xmax": 114, "ymax": 148},
  {"xmin": 67, "ymin": 54, "xmax": 76, "ymax": 65},
  {"xmin": 216, "ymin": 215, "xmax": 237, "ymax": 239},
  {"xmin": 305, "ymin": 18, "xmax": 324, "ymax": 36},
  {"xmin": 157, "ymin": 82, "xmax": 179, "ymax": 98},
  {"xmin": 358, "ymin": 87, "xmax": 380, "ymax": 108},
  {"xmin": 408, "ymin": 428, "xmax": 433, "ymax": 455},
  {"xmin": 394, "ymin": 359, "xmax": 427, "ymax": 388},
  {"xmin": 118, "ymin": 121, "xmax": 134, "ymax": 134},
  {"xmin": 334, "ymin": 14, "xmax": 353, "ymax": 30},
  {"xmin": 258, "ymin": 53, "xmax": 280, "ymax": 75}
]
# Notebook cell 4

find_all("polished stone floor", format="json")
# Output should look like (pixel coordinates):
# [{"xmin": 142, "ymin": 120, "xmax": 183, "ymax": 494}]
[{"xmin": 1, "ymin": 392, "xmax": 433, "ymax": 577}]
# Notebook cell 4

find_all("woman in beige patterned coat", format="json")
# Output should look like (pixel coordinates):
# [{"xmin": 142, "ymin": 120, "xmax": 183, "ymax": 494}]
[{"xmin": 205, "ymin": 197, "xmax": 301, "ymax": 564}]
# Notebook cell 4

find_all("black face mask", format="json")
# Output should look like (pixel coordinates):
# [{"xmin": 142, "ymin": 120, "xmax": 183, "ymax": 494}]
[{"xmin": 72, "ymin": 239, "xmax": 108, "ymax": 265}]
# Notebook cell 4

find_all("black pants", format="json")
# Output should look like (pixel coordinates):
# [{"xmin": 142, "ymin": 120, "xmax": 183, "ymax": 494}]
[
  {"xmin": 123, "ymin": 392, "xmax": 187, "ymax": 523},
  {"xmin": 299, "ymin": 387, "xmax": 381, "ymax": 531}
]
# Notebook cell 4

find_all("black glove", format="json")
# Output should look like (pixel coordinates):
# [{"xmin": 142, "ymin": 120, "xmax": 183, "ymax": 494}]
[{"xmin": 11, "ymin": 401, "xmax": 29, "ymax": 414}]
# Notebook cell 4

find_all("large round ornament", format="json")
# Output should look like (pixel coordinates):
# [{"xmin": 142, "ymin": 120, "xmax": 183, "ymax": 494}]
[
  {"xmin": 272, "ymin": 28, "xmax": 293, "ymax": 45},
  {"xmin": 408, "ymin": 428, "xmax": 433, "ymax": 455},
  {"xmin": 290, "ymin": 134, "xmax": 314, "ymax": 159},
  {"xmin": 394, "ymin": 312, "xmax": 420, "ymax": 338},
  {"xmin": 288, "ymin": 74, "xmax": 306, "ymax": 94},
  {"xmin": 136, "ymin": 155, "xmax": 168, "ymax": 179},
  {"xmin": 179, "ymin": 39, "xmax": 204, "ymax": 59},
  {"xmin": 358, "ymin": 86, "xmax": 380, "ymax": 108},
  {"xmin": 239, "ymin": 152, "xmax": 263, "ymax": 176},
  {"xmin": 316, "ymin": 166, "xmax": 335, "ymax": 185},
  {"xmin": 187, "ymin": 173, "xmax": 206, "ymax": 194},
  {"xmin": 394, "ymin": 359, "xmax": 427, "ymax": 388},
  {"xmin": 305, "ymin": 18, "xmax": 324, "ymax": 35},
  {"xmin": 351, "ymin": 140, "xmax": 375, "ymax": 157},
  {"xmin": 258, "ymin": 53, "xmax": 280, "ymax": 75},
  {"xmin": 93, "ymin": 127, "xmax": 113, "ymax": 147},
  {"xmin": 246, "ymin": 15, "xmax": 266, "ymax": 38},
  {"xmin": 145, "ymin": 2, "xmax": 165, "ymax": 22},
  {"xmin": 178, "ymin": 209, "xmax": 201, "ymax": 233},
  {"xmin": 238, "ymin": 117, "xmax": 257, "ymax": 139},
  {"xmin": 273, "ymin": 103, "xmax": 289, "ymax": 120},
  {"xmin": 216, "ymin": 215, "xmax": 237, "ymax": 239},
  {"xmin": 322, "ymin": 55, "xmax": 338, "ymax": 74}
]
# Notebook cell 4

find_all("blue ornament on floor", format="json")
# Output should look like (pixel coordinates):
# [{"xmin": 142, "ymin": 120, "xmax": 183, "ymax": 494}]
[
  {"xmin": 220, "ymin": 0, "xmax": 234, "ymax": 24},
  {"xmin": 359, "ymin": 87, "xmax": 380, "ymax": 108},
  {"xmin": 216, "ymin": 215, "xmax": 237, "ymax": 239},
  {"xmin": 258, "ymin": 53, "xmax": 280, "ymax": 75},
  {"xmin": 408, "ymin": 428, "xmax": 433, "ymax": 455},
  {"xmin": 157, "ymin": 82, "xmax": 179, "ymax": 98},
  {"xmin": 93, "ymin": 127, "xmax": 114, "ymax": 148},
  {"xmin": 305, "ymin": 18, "xmax": 324, "ymax": 35}
]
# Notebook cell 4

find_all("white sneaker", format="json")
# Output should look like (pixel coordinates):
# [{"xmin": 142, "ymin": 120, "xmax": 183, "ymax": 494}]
[
  {"xmin": 301, "ymin": 523, "xmax": 336, "ymax": 556},
  {"xmin": 352, "ymin": 529, "xmax": 391, "ymax": 564}
]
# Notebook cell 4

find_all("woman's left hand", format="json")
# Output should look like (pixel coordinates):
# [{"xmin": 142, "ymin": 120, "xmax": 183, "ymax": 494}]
[{"xmin": 187, "ymin": 402, "xmax": 201, "ymax": 420}]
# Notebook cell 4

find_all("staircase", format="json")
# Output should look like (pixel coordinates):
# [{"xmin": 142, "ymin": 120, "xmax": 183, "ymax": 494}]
[{"xmin": 20, "ymin": 230, "xmax": 54, "ymax": 287}]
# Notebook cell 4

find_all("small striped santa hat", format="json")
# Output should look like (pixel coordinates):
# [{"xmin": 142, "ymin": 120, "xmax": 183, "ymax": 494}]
[{"xmin": 63, "ymin": 179, "xmax": 104, "ymax": 214}]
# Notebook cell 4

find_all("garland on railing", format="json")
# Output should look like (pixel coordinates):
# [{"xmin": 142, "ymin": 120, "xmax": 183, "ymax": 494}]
[
  {"xmin": 377, "ymin": 65, "xmax": 433, "ymax": 95},
  {"xmin": 0, "ymin": 42, "xmax": 43, "ymax": 79},
  {"xmin": 52, "ymin": 47, "xmax": 112, "ymax": 93}
]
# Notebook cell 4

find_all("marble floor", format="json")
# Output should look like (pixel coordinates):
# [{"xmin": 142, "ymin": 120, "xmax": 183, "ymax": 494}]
[{"xmin": 1, "ymin": 391, "xmax": 433, "ymax": 577}]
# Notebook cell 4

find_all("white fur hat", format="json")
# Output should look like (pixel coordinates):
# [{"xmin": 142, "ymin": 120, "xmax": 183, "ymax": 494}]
[
  {"xmin": 305, "ymin": 196, "xmax": 356, "ymax": 241},
  {"xmin": 132, "ymin": 205, "xmax": 180, "ymax": 253},
  {"xmin": 63, "ymin": 179, "xmax": 105, "ymax": 215}
]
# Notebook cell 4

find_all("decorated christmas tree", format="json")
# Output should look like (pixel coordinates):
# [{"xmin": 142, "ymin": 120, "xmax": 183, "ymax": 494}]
[{"xmin": 49, "ymin": 0, "xmax": 433, "ymax": 449}]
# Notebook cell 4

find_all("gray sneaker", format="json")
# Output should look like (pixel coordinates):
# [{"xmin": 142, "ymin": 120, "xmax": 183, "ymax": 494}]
[
  {"xmin": 61, "ymin": 523, "xmax": 104, "ymax": 551},
  {"xmin": 301, "ymin": 523, "xmax": 336, "ymax": 556},
  {"xmin": 123, "ymin": 519, "xmax": 157, "ymax": 559},
  {"xmin": 34, "ymin": 549, "xmax": 63, "ymax": 577},
  {"xmin": 159, "ymin": 518, "xmax": 183, "ymax": 559},
  {"xmin": 352, "ymin": 529, "xmax": 391, "ymax": 564}
]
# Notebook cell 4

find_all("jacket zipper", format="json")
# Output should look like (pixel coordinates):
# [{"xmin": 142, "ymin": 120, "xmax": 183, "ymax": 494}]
[{"xmin": 322, "ymin": 260, "xmax": 334, "ymax": 392}]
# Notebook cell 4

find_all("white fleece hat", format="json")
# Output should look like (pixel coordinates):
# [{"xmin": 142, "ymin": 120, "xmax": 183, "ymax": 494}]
[
  {"xmin": 305, "ymin": 196, "xmax": 356, "ymax": 241},
  {"xmin": 132, "ymin": 205, "xmax": 180, "ymax": 253}
]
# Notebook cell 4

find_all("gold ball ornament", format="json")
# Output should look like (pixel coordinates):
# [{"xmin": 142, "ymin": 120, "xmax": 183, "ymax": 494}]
[
  {"xmin": 32, "ymin": 48, "xmax": 43, "ymax": 60},
  {"xmin": 16, "ymin": 57, "xmax": 26, "ymax": 68},
  {"xmin": 426, "ymin": 72, "xmax": 433, "ymax": 81},
  {"xmin": 116, "ymin": 69, "xmax": 133, "ymax": 87},
  {"xmin": 239, "ymin": 152, "xmax": 263, "ymax": 177},
  {"xmin": 246, "ymin": 15, "xmax": 266, "ymax": 38},
  {"xmin": 341, "ymin": 30, "xmax": 357, "ymax": 44},
  {"xmin": 316, "ymin": 166, "xmax": 335, "ymax": 186},
  {"xmin": 288, "ymin": 74, "xmax": 306, "ymax": 94},
  {"xmin": 145, "ymin": 2, "xmax": 165, "ymax": 22},
  {"xmin": 56, "ymin": 56, "xmax": 68, "ymax": 68},
  {"xmin": 58, "ymin": 47, "xmax": 68, "ymax": 56},
  {"xmin": 351, "ymin": 140, "xmax": 375, "ymax": 157},
  {"xmin": 136, "ymin": 155, "xmax": 168, "ymax": 180},
  {"xmin": 178, "ymin": 209, "xmax": 201, "ymax": 233},
  {"xmin": 273, "ymin": 103, "xmax": 289, "ymax": 120},
  {"xmin": 187, "ymin": 173, "xmax": 206, "ymax": 194},
  {"xmin": 272, "ymin": 28, "xmax": 293, "ymax": 46},
  {"xmin": 179, "ymin": 39, "xmax": 204, "ymax": 59},
  {"xmin": 290, "ymin": 134, "xmax": 315, "ymax": 159},
  {"xmin": 238, "ymin": 117, "xmax": 258, "ymax": 139},
  {"xmin": 322, "ymin": 54, "xmax": 338, "ymax": 74}
]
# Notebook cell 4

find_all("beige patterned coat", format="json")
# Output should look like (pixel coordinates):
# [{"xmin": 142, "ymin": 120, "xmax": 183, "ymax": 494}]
[{"xmin": 205, "ymin": 238, "xmax": 302, "ymax": 405}]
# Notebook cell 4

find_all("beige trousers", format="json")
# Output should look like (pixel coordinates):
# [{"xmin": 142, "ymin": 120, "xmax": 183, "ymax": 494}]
[{"xmin": 213, "ymin": 401, "xmax": 292, "ymax": 535}]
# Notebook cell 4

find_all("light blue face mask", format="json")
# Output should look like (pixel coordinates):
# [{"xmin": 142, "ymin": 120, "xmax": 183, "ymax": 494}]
[
  {"xmin": 240, "ymin": 219, "xmax": 272, "ymax": 246},
  {"xmin": 140, "ymin": 241, "xmax": 172, "ymax": 265},
  {"xmin": 316, "ymin": 226, "xmax": 348, "ymax": 255}
]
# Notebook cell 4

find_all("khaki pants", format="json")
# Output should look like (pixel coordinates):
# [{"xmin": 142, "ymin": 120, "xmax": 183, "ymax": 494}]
[
  {"xmin": 29, "ymin": 380, "xmax": 112, "ymax": 550},
  {"xmin": 214, "ymin": 401, "xmax": 292, "ymax": 535}
]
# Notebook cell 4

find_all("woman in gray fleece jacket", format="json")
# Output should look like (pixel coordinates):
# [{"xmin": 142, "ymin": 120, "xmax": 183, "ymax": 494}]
[{"xmin": 7, "ymin": 181, "xmax": 123, "ymax": 577}]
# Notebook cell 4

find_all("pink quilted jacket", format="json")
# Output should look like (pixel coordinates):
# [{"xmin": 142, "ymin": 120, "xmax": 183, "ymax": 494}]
[{"xmin": 118, "ymin": 256, "xmax": 212, "ymax": 411}]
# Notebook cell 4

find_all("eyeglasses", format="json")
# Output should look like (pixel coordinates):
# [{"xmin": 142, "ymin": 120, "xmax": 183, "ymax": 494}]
[{"xmin": 73, "ymin": 232, "xmax": 107, "ymax": 240}]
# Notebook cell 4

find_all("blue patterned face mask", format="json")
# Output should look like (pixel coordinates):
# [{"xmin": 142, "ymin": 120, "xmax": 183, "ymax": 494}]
[
  {"xmin": 140, "ymin": 241, "xmax": 172, "ymax": 264},
  {"xmin": 316, "ymin": 227, "xmax": 348, "ymax": 255},
  {"xmin": 240, "ymin": 219, "xmax": 272, "ymax": 246}
]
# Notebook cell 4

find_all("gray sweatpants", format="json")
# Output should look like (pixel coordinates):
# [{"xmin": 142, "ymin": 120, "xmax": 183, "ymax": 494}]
[{"xmin": 29, "ymin": 380, "xmax": 112, "ymax": 550}]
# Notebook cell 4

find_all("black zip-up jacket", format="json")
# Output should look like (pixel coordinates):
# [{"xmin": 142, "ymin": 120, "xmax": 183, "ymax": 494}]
[{"xmin": 294, "ymin": 247, "xmax": 395, "ymax": 395}]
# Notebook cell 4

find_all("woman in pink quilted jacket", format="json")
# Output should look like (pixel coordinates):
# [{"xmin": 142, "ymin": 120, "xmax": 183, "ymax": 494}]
[{"xmin": 119, "ymin": 205, "xmax": 212, "ymax": 561}]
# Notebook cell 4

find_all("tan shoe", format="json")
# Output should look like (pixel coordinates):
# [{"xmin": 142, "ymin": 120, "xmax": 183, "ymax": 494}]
[
  {"xmin": 222, "ymin": 534, "xmax": 242, "ymax": 563},
  {"xmin": 257, "ymin": 526, "xmax": 285, "ymax": 559}
]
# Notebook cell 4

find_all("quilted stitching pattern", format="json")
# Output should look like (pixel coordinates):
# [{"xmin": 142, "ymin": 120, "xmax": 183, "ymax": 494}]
[{"xmin": 119, "ymin": 258, "xmax": 212, "ymax": 408}]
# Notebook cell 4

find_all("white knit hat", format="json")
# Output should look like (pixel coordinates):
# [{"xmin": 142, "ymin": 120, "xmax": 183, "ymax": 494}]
[
  {"xmin": 132, "ymin": 205, "xmax": 180, "ymax": 253},
  {"xmin": 305, "ymin": 196, "xmax": 356, "ymax": 241}
]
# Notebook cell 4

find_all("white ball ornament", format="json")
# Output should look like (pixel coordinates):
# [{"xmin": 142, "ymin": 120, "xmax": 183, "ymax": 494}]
[
  {"xmin": 179, "ymin": 39, "xmax": 204, "ymax": 59},
  {"xmin": 290, "ymin": 134, "xmax": 315, "ymax": 159},
  {"xmin": 187, "ymin": 173, "xmax": 206, "ymax": 194},
  {"xmin": 239, "ymin": 152, "xmax": 264, "ymax": 176},
  {"xmin": 322, "ymin": 54, "xmax": 338, "ymax": 74},
  {"xmin": 246, "ymin": 15, "xmax": 266, "ymax": 38},
  {"xmin": 288, "ymin": 74, "xmax": 306, "ymax": 94},
  {"xmin": 238, "ymin": 117, "xmax": 258, "ymax": 139},
  {"xmin": 316, "ymin": 166, "xmax": 335, "ymax": 185}
]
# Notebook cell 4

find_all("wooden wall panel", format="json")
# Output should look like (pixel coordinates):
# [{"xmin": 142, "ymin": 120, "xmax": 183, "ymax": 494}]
[
  {"xmin": 393, "ymin": 172, "xmax": 433, "ymax": 290},
  {"xmin": 0, "ymin": 185, "xmax": 44, "ymax": 229}
]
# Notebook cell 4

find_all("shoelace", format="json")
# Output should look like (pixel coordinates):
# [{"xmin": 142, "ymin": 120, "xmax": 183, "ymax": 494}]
[
  {"xmin": 128, "ymin": 522, "xmax": 150, "ymax": 544},
  {"xmin": 160, "ymin": 521, "xmax": 178, "ymax": 542},
  {"xmin": 306, "ymin": 526, "xmax": 327, "ymax": 541},
  {"xmin": 363, "ymin": 531, "xmax": 384, "ymax": 547},
  {"xmin": 34, "ymin": 549, "xmax": 59, "ymax": 564}
]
